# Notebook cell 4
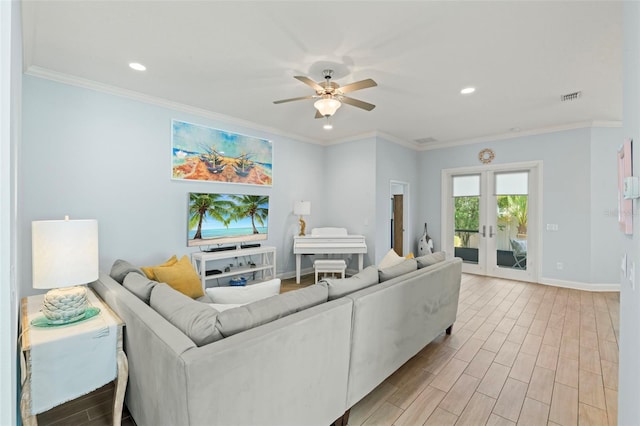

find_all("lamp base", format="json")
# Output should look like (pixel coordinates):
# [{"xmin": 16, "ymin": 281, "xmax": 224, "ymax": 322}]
[
  {"xmin": 298, "ymin": 217, "xmax": 307, "ymax": 236},
  {"xmin": 41, "ymin": 286, "xmax": 88, "ymax": 324}
]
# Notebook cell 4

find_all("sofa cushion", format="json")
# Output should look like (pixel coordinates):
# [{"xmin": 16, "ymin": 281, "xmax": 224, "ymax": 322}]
[
  {"xmin": 141, "ymin": 255, "xmax": 178, "ymax": 281},
  {"xmin": 205, "ymin": 279, "xmax": 281, "ymax": 304},
  {"xmin": 110, "ymin": 259, "xmax": 145, "ymax": 284},
  {"xmin": 215, "ymin": 283, "xmax": 329, "ymax": 338},
  {"xmin": 323, "ymin": 266, "xmax": 379, "ymax": 301},
  {"xmin": 123, "ymin": 272, "xmax": 158, "ymax": 304},
  {"xmin": 152, "ymin": 255, "xmax": 204, "ymax": 299},
  {"xmin": 379, "ymin": 258, "xmax": 418, "ymax": 282},
  {"xmin": 149, "ymin": 283, "xmax": 223, "ymax": 346},
  {"xmin": 378, "ymin": 249, "xmax": 405, "ymax": 269},
  {"xmin": 416, "ymin": 251, "xmax": 446, "ymax": 269}
]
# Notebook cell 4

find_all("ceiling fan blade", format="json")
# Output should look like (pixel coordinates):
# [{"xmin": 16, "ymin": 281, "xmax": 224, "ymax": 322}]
[
  {"xmin": 294, "ymin": 76, "xmax": 324, "ymax": 92},
  {"xmin": 340, "ymin": 96, "xmax": 376, "ymax": 111},
  {"xmin": 337, "ymin": 78, "xmax": 377, "ymax": 94},
  {"xmin": 315, "ymin": 110, "xmax": 323, "ymax": 119},
  {"xmin": 273, "ymin": 95, "xmax": 315, "ymax": 104}
]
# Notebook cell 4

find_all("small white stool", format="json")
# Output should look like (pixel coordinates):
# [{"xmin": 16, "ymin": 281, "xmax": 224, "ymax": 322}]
[{"xmin": 314, "ymin": 259, "xmax": 347, "ymax": 283}]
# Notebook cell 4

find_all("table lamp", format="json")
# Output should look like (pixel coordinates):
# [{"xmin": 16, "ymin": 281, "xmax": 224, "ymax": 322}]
[
  {"xmin": 293, "ymin": 201, "xmax": 311, "ymax": 236},
  {"xmin": 32, "ymin": 216, "xmax": 99, "ymax": 324}
]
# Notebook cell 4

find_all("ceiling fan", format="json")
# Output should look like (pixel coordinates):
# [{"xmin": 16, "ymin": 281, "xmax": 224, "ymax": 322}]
[{"xmin": 273, "ymin": 69, "xmax": 377, "ymax": 121}]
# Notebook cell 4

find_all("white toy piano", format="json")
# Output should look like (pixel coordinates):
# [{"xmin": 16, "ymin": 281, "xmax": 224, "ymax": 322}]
[{"xmin": 293, "ymin": 227, "xmax": 367, "ymax": 284}]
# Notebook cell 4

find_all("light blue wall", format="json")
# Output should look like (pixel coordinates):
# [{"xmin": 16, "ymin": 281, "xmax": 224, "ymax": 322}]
[
  {"xmin": 374, "ymin": 137, "xmax": 419, "ymax": 262},
  {"xmin": 20, "ymin": 76, "xmax": 326, "ymax": 295},
  {"xmin": 323, "ymin": 137, "xmax": 377, "ymax": 269},
  {"xmin": 418, "ymin": 127, "xmax": 623, "ymax": 286},
  {"xmin": 619, "ymin": 1, "xmax": 640, "ymax": 423}
]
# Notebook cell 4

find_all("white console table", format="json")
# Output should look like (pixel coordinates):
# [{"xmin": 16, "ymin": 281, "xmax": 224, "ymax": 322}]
[{"xmin": 191, "ymin": 246, "xmax": 276, "ymax": 289}]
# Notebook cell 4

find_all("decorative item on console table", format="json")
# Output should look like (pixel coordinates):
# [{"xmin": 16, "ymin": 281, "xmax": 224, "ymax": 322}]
[
  {"xmin": 191, "ymin": 246, "xmax": 276, "ymax": 289},
  {"xmin": 31, "ymin": 216, "xmax": 99, "ymax": 324},
  {"xmin": 293, "ymin": 200, "xmax": 311, "ymax": 236},
  {"xmin": 20, "ymin": 288, "xmax": 128, "ymax": 426}
]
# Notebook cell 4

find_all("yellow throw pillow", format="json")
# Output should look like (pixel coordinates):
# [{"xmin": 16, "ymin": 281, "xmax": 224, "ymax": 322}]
[
  {"xmin": 141, "ymin": 255, "xmax": 178, "ymax": 280},
  {"xmin": 405, "ymin": 252, "xmax": 415, "ymax": 259},
  {"xmin": 152, "ymin": 255, "xmax": 204, "ymax": 299}
]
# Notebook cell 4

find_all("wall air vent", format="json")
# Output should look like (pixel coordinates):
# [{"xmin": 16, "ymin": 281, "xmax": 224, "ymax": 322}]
[
  {"xmin": 560, "ymin": 91, "xmax": 582, "ymax": 102},
  {"xmin": 415, "ymin": 137, "xmax": 438, "ymax": 144}
]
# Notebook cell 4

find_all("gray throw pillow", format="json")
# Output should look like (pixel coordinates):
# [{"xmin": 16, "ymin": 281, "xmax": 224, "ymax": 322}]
[
  {"xmin": 150, "ymin": 283, "xmax": 223, "ymax": 346},
  {"xmin": 323, "ymin": 266, "xmax": 379, "ymax": 300},
  {"xmin": 379, "ymin": 258, "xmax": 418, "ymax": 282},
  {"xmin": 123, "ymin": 272, "xmax": 158, "ymax": 304},
  {"xmin": 110, "ymin": 259, "xmax": 145, "ymax": 284},
  {"xmin": 215, "ymin": 283, "xmax": 328, "ymax": 338},
  {"xmin": 416, "ymin": 251, "xmax": 446, "ymax": 269}
]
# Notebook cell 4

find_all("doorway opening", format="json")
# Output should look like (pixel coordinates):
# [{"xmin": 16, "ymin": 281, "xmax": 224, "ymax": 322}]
[{"xmin": 390, "ymin": 181, "xmax": 410, "ymax": 256}]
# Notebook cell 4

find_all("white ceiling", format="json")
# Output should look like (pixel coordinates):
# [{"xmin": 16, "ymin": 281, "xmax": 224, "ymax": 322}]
[{"xmin": 21, "ymin": 1, "xmax": 623, "ymax": 147}]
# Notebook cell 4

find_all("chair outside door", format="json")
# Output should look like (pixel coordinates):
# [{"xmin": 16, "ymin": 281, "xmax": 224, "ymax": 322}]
[{"xmin": 510, "ymin": 238, "xmax": 527, "ymax": 269}]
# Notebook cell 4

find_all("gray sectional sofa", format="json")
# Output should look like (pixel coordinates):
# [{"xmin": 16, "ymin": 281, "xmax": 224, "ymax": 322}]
[{"xmin": 90, "ymin": 254, "xmax": 462, "ymax": 426}]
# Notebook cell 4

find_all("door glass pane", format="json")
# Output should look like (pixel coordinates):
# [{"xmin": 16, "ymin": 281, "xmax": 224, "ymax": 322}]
[
  {"xmin": 453, "ymin": 175, "xmax": 480, "ymax": 264},
  {"xmin": 495, "ymin": 172, "xmax": 528, "ymax": 270},
  {"xmin": 496, "ymin": 172, "xmax": 528, "ymax": 195},
  {"xmin": 453, "ymin": 175, "xmax": 480, "ymax": 197}
]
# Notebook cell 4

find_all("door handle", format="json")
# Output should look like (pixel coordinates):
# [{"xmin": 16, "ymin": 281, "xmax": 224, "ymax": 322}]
[
  {"xmin": 481, "ymin": 225, "xmax": 486, "ymax": 237},
  {"xmin": 489, "ymin": 225, "xmax": 496, "ymax": 238}
]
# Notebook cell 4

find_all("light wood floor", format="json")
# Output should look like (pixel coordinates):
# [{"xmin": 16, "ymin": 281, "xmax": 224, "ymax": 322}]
[
  {"xmin": 36, "ymin": 274, "xmax": 619, "ymax": 426},
  {"xmin": 348, "ymin": 274, "xmax": 619, "ymax": 426}
]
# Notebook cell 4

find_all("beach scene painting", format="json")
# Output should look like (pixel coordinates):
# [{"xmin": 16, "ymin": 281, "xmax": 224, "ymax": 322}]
[
  {"xmin": 172, "ymin": 120, "xmax": 273, "ymax": 186},
  {"xmin": 188, "ymin": 192, "xmax": 269, "ymax": 247}
]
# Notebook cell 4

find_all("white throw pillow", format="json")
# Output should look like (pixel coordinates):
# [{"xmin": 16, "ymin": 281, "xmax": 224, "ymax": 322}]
[
  {"xmin": 378, "ymin": 249, "xmax": 405, "ymax": 269},
  {"xmin": 205, "ymin": 278, "xmax": 281, "ymax": 304}
]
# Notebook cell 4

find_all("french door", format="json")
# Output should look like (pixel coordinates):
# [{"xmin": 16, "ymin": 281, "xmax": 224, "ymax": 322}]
[{"xmin": 441, "ymin": 162, "xmax": 541, "ymax": 282}]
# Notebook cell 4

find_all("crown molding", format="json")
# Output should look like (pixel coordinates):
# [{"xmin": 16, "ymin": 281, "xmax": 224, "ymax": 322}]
[
  {"xmin": 417, "ymin": 120, "xmax": 623, "ymax": 151},
  {"xmin": 24, "ymin": 66, "xmax": 323, "ymax": 146},
  {"xmin": 326, "ymin": 130, "xmax": 420, "ymax": 150},
  {"xmin": 25, "ymin": 67, "xmax": 622, "ymax": 152}
]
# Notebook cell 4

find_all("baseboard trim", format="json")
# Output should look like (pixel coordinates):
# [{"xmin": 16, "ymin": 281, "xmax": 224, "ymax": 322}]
[
  {"xmin": 277, "ymin": 267, "xmax": 314, "ymax": 281},
  {"xmin": 539, "ymin": 277, "xmax": 620, "ymax": 292}
]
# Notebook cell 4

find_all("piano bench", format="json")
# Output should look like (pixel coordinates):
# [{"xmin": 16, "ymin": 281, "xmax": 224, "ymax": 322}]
[{"xmin": 314, "ymin": 259, "xmax": 347, "ymax": 283}]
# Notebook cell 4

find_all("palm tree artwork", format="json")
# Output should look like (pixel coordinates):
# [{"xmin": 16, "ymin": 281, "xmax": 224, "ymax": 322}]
[
  {"xmin": 188, "ymin": 192, "xmax": 269, "ymax": 245},
  {"xmin": 228, "ymin": 195, "xmax": 269, "ymax": 234},
  {"xmin": 189, "ymin": 193, "xmax": 233, "ymax": 240}
]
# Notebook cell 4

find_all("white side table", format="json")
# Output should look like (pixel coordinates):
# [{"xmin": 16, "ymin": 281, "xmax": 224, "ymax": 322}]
[{"xmin": 20, "ymin": 288, "xmax": 128, "ymax": 426}]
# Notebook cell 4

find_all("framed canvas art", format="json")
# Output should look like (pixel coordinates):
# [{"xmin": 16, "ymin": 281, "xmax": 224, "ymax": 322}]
[
  {"xmin": 617, "ymin": 138, "xmax": 633, "ymax": 235},
  {"xmin": 171, "ymin": 120, "xmax": 273, "ymax": 186}
]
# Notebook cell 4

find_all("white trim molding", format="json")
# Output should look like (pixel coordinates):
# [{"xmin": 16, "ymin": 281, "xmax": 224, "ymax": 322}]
[{"xmin": 539, "ymin": 277, "xmax": 620, "ymax": 292}]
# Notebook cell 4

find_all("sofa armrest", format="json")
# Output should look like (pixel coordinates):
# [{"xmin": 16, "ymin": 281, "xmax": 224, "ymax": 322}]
[
  {"xmin": 345, "ymin": 258, "xmax": 462, "ymax": 407},
  {"xmin": 181, "ymin": 298, "xmax": 354, "ymax": 426},
  {"xmin": 91, "ymin": 272, "xmax": 196, "ymax": 426}
]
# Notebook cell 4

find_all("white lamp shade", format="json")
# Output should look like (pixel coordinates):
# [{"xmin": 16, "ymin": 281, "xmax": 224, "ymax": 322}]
[
  {"xmin": 293, "ymin": 201, "xmax": 311, "ymax": 216},
  {"xmin": 32, "ymin": 219, "xmax": 99, "ymax": 289},
  {"xmin": 314, "ymin": 98, "xmax": 341, "ymax": 117}
]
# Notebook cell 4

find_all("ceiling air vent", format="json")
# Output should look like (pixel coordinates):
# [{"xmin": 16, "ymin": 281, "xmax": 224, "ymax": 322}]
[
  {"xmin": 560, "ymin": 91, "xmax": 582, "ymax": 102},
  {"xmin": 415, "ymin": 137, "xmax": 438, "ymax": 144}
]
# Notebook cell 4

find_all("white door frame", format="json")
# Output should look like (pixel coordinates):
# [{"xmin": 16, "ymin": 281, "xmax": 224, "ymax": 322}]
[
  {"xmin": 390, "ymin": 180, "xmax": 410, "ymax": 256},
  {"xmin": 441, "ymin": 161, "xmax": 543, "ymax": 283}
]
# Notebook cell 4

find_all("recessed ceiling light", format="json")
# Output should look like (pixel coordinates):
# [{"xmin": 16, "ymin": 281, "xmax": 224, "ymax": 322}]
[
  {"xmin": 460, "ymin": 87, "xmax": 476, "ymax": 95},
  {"xmin": 129, "ymin": 62, "xmax": 146, "ymax": 71}
]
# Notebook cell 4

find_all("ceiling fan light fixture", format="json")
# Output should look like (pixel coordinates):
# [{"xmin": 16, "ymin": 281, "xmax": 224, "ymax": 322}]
[
  {"xmin": 460, "ymin": 87, "xmax": 476, "ymax": 95},
  {"xmin": 314, "ymin": 97, "xmax": 341, "ymax": 117},
  {"xmin": 323, "ymin": 117, "xmax": 333, "ymax": 130}
]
